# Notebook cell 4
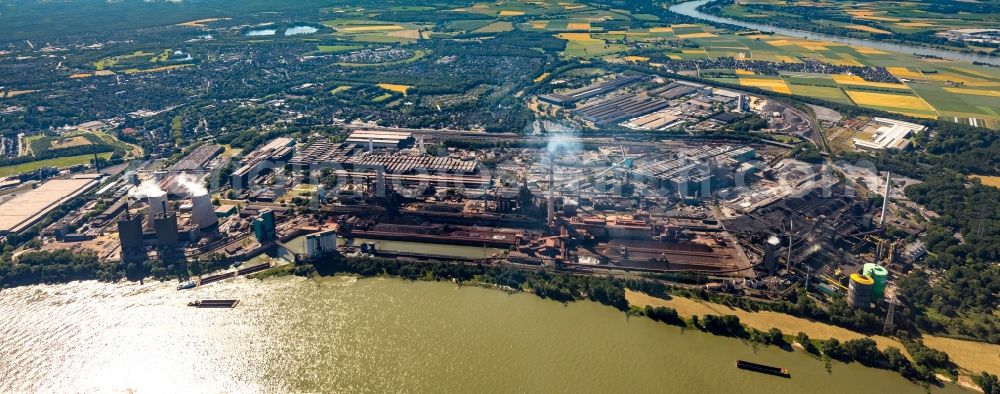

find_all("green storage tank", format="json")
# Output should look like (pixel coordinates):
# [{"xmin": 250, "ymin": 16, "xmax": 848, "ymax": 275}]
[{"xmin": 863, "ymin": 263, "xmax": 889, "ymax": 299}]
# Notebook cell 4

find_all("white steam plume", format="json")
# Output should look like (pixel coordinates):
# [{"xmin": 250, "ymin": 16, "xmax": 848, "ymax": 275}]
[
  {"xmin": 176, "ymin": 172, "xmax": 208, "ymax": 196},
  {"xmin": 129, "ymin": 179, "xmax": 165, "ymax": 199}
]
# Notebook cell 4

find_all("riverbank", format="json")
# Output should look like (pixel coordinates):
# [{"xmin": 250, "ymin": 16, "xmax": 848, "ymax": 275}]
[
  {"xmin": 625, "ymin": 290, "xmax": 909, "ymax": 354},
  {"xmin": 668, "ymin": 0, "xmax": 1000, "ymax": 66},
  {"xmin": 691, "ymin": 0, "xmax": 998, "ymax": 60},
  {"xmin": 299, "ymin": 256, "xmax": 986, "ymax": 389},
  {"xmin": 627, "ymin": 289, "xmax": 1000, "ymax": 380}
]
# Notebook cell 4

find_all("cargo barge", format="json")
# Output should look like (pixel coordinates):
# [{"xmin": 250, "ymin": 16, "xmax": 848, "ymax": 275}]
[
  {"xmin": 736, "ymin": 360, "xmax": 790, "ymax": 378},
  {"xmin": 188, "ymin": 299, "xmax": 239, "ymax": 308}
]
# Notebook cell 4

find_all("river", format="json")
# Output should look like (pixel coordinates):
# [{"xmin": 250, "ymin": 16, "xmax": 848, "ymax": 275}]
[
  {"xmin": 668, "ymin": 0, "xmax": 1000, "ymax": 66},
  {"xmin": 0, "ymin": 276, "xmax": 968, "ymax": 393}
]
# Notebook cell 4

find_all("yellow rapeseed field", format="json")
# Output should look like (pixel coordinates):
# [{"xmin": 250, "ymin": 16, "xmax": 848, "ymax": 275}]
[
  {"xmin": 566, "ymin": 22, "xmax": 591, "ymax": 30},
  {"xmin": 887, "ymin": 67, "xmax": 924, "ymax": 79},
  {"xmin": 498, "ymin": 10, "xmax": 525, "ymax": 16},
  {"xmin": 845, "ymin": 90, "xmax": 932, "ymax": 109},
  {"xmin": 377, "ymin": 83, "xmax": 412, "ymax": 95},
  {"xmin": 676, "ymin": 32, "xmax": 718, "ymax": 39},
  {"xmin": 855, "ymin": 47, "xmax": 889, "ymax": 55},
  {"xmin": 847, "ymin": 10, "xmax": 900, "ymax": 22},
  {"xmin": 556, "ymin": 32, "xmax": 599, "ymax": 42},
  {"xmin": 832, "ymin": 74, "xmax": 910, "ymax": 89},
  {"xmin": 845, "ymin": 25, "xmax": 892, "ymax": 34},
  {"xmin": 739, "ymin": 77, "xmax": 792, "ymax": 94}
]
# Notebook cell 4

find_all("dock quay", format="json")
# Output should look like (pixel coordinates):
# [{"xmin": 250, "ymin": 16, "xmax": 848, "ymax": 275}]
[{"xmin": 197, "ymin": 262, "xmax": 273, "ymax": 286}]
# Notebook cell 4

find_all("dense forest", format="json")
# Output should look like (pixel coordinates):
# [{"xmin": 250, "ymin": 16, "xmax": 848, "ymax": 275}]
[{"xmin": 898, "ymin": 174, "xmax": 1000, "ymax": 343}]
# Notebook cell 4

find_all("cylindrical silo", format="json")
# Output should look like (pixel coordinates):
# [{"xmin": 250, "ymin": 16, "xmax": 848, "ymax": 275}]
[
  {"xmin": 848, "ymin": 273, "xmax": 874, "ymax": 309},
  {"xmin": 863, "ymin": 263, "xmax": 889, "ymax": 300}
]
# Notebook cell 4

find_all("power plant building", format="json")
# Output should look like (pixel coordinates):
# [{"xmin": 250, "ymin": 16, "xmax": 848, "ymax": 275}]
[
  {"xmin": 253, "ymin": 209, "xmax": 276, "ymax": 242},
  {"xmin": 304, "ymin": 229, "xmax": 337, "ymax": 260},
  {"xmin": 117, "ymin": 211, "xmax": 144, "ymax": 261},
  {"xmin": 762, "ymin": 235, "xmax": 781, "ymax": 274},
  {"xmin": 153, "ymin": 211, "xmax": 180, "ymax": 251}
]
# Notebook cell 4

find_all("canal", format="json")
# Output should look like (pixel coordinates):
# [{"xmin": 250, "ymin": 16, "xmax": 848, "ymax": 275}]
[{"xmin": 0, "ymin": 276, "xmax": 968, "ymax": 393}]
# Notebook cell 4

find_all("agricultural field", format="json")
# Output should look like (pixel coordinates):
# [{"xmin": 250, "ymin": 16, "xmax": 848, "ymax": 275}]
[
  {"xmin": 7, "ymin": 0, "xmax": 1000, "ymax": 138},
  {"xmin": 377, "ymin": 83, "xmax": 412, "ymax": 95},
  {"xmin": 322, "ymin": 19, "xmax": 428, "ymax": 43},
  {"xmin": 714, "ymin": 0, "xmax": 1000, "ymax": 55},
  {"xmin": 639, "ymin": 31, "xmax": 1000, "ymax": 128},
  {"xmin": 971, "ymin": 175, "xmax": 1000, "ymax": 189},
  {"xmin": 309, "ymin": 0, "xmax": 1000, "ymax": 127}
]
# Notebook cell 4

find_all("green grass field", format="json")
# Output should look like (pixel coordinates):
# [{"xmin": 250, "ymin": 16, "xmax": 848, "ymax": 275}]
[
  {"xmin": 473, "ymin": 21, "xmax": 513, "ymax": 33},
  {"xmin": 0, "ymin": 153, "xmax": 112, "ymax": 176},
  {"xmin": 316, "ymin": 45, "xmax": 362, "ymax": 53}
]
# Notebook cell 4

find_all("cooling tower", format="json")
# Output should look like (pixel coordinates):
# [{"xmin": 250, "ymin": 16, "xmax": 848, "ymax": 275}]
[
  {"xmin": 146, "ymin": 190, "xmax": 168, "ymax": 219},
  {"xmin": 190, "ymin": 192, "xmax": 218, "ymax": 229}
]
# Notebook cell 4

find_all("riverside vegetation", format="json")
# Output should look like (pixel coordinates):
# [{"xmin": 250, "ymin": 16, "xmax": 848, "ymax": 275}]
[{"xmin": 288, "ymin": 254, "xmax": 997, "ymax": 388}]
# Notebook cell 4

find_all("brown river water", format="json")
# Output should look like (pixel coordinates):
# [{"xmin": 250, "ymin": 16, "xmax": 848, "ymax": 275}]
[{"xmin": 0, "ymin": 275, "xmax": 969, "ymax": 393}]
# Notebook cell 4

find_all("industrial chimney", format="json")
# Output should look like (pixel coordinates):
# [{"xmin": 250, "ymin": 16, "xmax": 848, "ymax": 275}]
[
  {"xmin": 880, "ymin": 172, "xmax": 891, "ymax": 228},
  {"xmin": 547, "ymin": 159, "xmax": 555, "ymax": 228}
]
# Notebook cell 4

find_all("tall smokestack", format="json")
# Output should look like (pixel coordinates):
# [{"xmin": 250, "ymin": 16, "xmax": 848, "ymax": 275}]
[
  {"xmin": 786, "ymin": 219, "xmax": 793, "ymax": 272},
  {"xmin": 547, "ymin": 159, "xmax": 554, "ymax": 228},
  {"xmin": 880, "ymin": 172, "xmax": 891, "ymax": 228}
]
